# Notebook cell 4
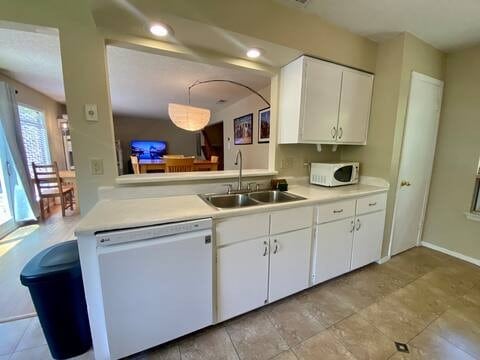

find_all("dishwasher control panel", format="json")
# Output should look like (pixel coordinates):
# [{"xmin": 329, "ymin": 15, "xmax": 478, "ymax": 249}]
[{"xmin": 96, "ymin": 218, "xmax": 212, "ymax": 246}]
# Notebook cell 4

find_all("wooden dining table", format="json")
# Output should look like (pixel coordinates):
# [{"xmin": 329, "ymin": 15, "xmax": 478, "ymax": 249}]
[{"xmin": 138, "ymin": 159, "xmax": 218, "ymax": 173}]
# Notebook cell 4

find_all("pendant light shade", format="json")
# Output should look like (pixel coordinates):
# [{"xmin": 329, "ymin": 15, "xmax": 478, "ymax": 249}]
[{"xmin": 168, "ymin": 103, "xmax": 211, "ymax": 131}]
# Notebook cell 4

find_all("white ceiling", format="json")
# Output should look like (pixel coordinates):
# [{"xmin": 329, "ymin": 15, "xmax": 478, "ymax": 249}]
[
  {"xmin": 277, "ymin": 0, "xmax": 480, "ymax": 51},
  {"xmin": 0, "ymin": 27, "xmax": 270, "ymax": 119},
  {"xmin": 0, "ymin": 27, "xmax": 65, "ymax": 102},
  {"xmin": 106, "ymin": 45, "xmax": 271, "ymax": 119}
]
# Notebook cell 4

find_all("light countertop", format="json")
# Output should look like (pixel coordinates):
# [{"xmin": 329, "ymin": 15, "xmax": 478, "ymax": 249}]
[{"xmin": 75, "ymin": 183, "xmax": 388, "ymax": 235}]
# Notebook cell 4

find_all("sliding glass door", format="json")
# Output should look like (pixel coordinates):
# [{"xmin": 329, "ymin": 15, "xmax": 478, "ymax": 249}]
[{"xmin": 0, "ymin": 151, "xmax": 15, "ymax": 238}]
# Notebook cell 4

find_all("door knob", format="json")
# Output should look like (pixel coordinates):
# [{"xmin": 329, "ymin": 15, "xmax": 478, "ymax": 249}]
[{"xmin": 400, "ymin": 180, "xmax": 411, "ymax": 187}]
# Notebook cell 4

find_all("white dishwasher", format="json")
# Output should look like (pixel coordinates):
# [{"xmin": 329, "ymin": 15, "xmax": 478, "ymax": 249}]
[{"xmin": 96, "ymin": 218, "xmax": 213, "ymax": 359}]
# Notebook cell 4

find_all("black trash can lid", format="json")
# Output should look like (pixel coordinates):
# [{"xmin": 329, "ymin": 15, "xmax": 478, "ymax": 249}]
[{"xmin": 20, "ymin": 240, "xmax": 81, "ymax": 285}]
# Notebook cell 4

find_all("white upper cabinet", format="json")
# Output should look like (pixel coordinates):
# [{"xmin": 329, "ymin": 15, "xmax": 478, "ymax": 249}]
[
  {"xmin": 278, "ymin": 56, "xmax": 374, "ymax": 145},
  {"xmin": 337, "ymin": 70, "xmax": 374, "ymax": 144},
  {"xmin": 302, "ymin": 59, "xmax": 343, "ymax": 143}
]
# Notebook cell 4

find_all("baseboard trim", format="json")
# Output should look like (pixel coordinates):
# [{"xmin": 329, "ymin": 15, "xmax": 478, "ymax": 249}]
[
  {"xmin": 421, "ymin": 241, "xmax": 480, "ymax": 267},
  {"xmin": 376, "ymin": 255, "xmax": 391, "ymax": 265}
]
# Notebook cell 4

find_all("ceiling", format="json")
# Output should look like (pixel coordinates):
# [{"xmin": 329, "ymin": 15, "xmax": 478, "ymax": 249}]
[
  {"xmin": 0, "ymin": 27, "xmax": 64, "ymax": 102},
  {"xmin": 0, "ymin": 27, "xmax": 270, "ymax": 119},
  {"xmin": 277, "ymin": 0, "xmax": 480, "ymax": 51},
  {"xmin": 106, "ymin": 45, "xmax": 271, "ymax": 119}
]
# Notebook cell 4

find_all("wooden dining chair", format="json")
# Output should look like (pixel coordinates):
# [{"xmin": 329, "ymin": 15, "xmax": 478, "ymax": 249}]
[
  {"xmin": 165, "ymin": 156, "xmax": 194, "ymax": 173},
  {"xmin": 130, "ymin": 155, "xmax": 140, "ymax": 174},
  {"xmin": 32, "ymin": 162, "xmax": 74, "ymax": 219}
]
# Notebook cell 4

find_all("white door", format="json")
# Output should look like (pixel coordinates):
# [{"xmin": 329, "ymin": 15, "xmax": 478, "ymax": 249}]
[
  {"xmin": 391, "ymin": 72, "xmax": 444, "ymax": 255},
  {"xmin": 313, "ymin": 218, "xmax": 354, "ymax": 284},
  {"xmin": 301, "ymin": 58, "xmax": 342, "ymax": 143},
  {"xmin": 268, "ymin": 228, "xmax": 312, "ymax": 302},
  {"xmin": 217, "ymin": 237, "xmax": 269, "ymax": 322},
  {"xmin": 351, "ymin": 211, "xmax": 386, "ymax": 270},
  {"xmin": 337, "ymin": 70, "xmax": 374, "ymax": 144}
]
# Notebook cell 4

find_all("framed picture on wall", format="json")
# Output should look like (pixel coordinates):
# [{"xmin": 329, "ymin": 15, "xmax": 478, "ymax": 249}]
[
  {"xmin": 258, "ymin": 107, "xmax": 270, "ymax": 143},
  {"xmin": 234, "ymin": 113, "xmax": 253, "ymax": 145}
]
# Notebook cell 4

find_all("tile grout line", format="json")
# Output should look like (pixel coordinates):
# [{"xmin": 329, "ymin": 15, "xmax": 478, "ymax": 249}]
[{"xmin": 223, "ymin": 323, "xmax": 242, "ymax": 360}]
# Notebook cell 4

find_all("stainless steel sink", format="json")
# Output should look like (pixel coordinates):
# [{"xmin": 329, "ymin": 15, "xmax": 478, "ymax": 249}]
[
  {"xmin": 248, "ymin": 190, "xmax": 305, "ymax": 204},
  {"xmin": 201, "ymin": 193, "xmax": 259, "ymax": 209},
  {"xmin": 200, "ymin": 190, "xmax": 305, "ymax": 209}
]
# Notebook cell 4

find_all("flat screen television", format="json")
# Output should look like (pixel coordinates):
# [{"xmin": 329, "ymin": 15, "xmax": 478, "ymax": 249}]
[{"xmin": 130, "ymin": 140, "xmax": 167, "ymax": 159}]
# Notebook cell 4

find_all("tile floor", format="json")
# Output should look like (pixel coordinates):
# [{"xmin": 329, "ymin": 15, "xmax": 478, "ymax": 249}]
[{"xmin": 1, "ymin": 246, "xmax": 479, "ymax": 360}]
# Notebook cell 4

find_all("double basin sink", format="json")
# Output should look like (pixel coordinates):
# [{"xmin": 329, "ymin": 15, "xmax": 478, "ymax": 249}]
[{"xmin": 200, "ymin": 190, "xmax": 305, "ymax": 209}]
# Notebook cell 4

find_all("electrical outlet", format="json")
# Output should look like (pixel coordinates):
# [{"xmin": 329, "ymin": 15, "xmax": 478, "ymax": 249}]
[
  {"xmin": 90, "ymin": 158, "xmax": 104, "ymax": 175},
  {"xmin": 281, "ymin": 157, "xmax": 294, "ymax": 169}
]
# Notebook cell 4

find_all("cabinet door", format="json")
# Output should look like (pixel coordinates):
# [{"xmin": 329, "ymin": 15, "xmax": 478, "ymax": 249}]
[
  {"xmin": 269, "ymin": 228, "xmax": 312, "ymax": 302},
  {"xmin": 351, "ymin": 211, "xmax": 386, "ymax": 270},
  {"xmin": 313, "ymin": 218, "xmax": 354, "ymax": 285},
  {"xmin": 337, "ymin": 70, "xmax": 373, "ymax": 144},
  {"xmin": 217, "ymin": 237, "xmax": 269, "ymax": 322},
  {"xmin": 301, "ymin": 58, "xmax": 342, "ymax": 143}
]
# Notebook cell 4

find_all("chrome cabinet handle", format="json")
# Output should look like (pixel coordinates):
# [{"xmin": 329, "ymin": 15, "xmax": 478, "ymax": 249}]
[
  {"xmin": 273, "ymin": 239, "xmax": 279, "ymax": 254},
  {"xmin": 368, "ymin": 202, "xmax": 377, "ymax": 207},
  {"xmin": 263, "ymin": 241, "xmax": 269, "ymax": 256},
  {"xmin": 400, "ymin": 180, "xmax": 411, "ymax": 187},
  {"xmin": 333, "ymin": 209, "xmax": 343, "ymax": 214},
  {"xmin": 350, "ymin": 220, "xmax": 355, "ymax": 233},
  {"xmin": 355, "ymin": 218, "xmax": 361, "ymax": 231},
  {"xmin": 338, "ymin": 127, "xmax": 343, "ymax": 139},
  {"xmin": 331, "ymin": 126, "xmax": 337, "ymax": 139}
]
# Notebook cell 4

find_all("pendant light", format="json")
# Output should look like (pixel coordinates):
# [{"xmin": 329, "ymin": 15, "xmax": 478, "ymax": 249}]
[
  {"xmin": 168, "ymin": 80, "xmax": 270, "ymax": 132},
  {"xmin": 168, "ymin": 103, "xmax": 210, "ymax": 131}
]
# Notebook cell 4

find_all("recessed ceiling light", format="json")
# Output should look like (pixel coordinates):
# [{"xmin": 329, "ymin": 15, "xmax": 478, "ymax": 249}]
[
  {"xmin": 246, "ymin": 48, "xmax": 262, "ymax": 58},
  {"xmin": 150, "ymin": 23, "xmax": 169, "ymax": 37}
]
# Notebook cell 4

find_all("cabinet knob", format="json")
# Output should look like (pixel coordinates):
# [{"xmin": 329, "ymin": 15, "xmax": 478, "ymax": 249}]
[
  {"xmin": 273, "ymin": 239, "xmax": 279, "ymax": 254},
  {"xmin": 355, "ymin": 218, "xmax": 361, "ymax": 231},
  {"xmin": 262, "ymin": 241, "xmax": 269, "ymax": 256},
  {"xmin": 331, "ymin": 127, "xmax": 337, "ymax": 139}
]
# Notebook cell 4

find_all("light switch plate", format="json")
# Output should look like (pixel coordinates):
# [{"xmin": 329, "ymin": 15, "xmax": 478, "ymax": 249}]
[
  {"xmin": 85, "ymin": 104, "xmax": 98, "ymax": 121},
  {"xmin": 90, "ymin": 158, "xmax": 104, "ymax": 175}
]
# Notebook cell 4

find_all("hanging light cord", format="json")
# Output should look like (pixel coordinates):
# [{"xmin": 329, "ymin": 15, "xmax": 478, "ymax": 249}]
[{"xmin": 187, "ymin": 79, "xmax": 270, "ymax": 107}]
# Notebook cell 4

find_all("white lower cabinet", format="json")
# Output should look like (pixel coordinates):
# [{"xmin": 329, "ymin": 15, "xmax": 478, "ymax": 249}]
[
  {"xmin": 313, "ymin": 218, "xmax": 354, "ymax": 284},
  {"xmin": 269, "ymin": 228, "xmax": 312, "ymax": 302},
  {"xmin": 217, "ymin": 237, "xmax": 269, "ymax": 322},
  {"xmin": 351, "ymin": 211, "xmax": 386, "ymax": 270}
]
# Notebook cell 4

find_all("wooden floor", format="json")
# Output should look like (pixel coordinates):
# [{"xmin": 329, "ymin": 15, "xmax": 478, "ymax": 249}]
[{"xmin": 0, "ymin": 206, "xmax": 81, "ymax": 322}]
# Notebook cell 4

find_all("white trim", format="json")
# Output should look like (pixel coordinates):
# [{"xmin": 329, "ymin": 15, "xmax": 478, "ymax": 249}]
[
  {"xmin": 116, "ymin": 169, "xmax": 278, "ymax": 185},
  {"xmin": 376, "ymin": 255, "xmax": 390, "ymax": 265},
  {"xmin": 421, "ymin": 241, "xmax": 480, "ymax": 267},
  {"xmin": 388, "ymin": 72, "xmax": 444, "ymax": 257},
  {"xmin": 465, "ymin": 212, "xmax": 480, "ymax": 222}
]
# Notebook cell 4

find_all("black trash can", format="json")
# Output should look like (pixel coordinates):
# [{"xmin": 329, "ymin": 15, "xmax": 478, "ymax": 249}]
[{"xmin": 20, "ymin": 240, "xmax": 92, "ymax": 359}]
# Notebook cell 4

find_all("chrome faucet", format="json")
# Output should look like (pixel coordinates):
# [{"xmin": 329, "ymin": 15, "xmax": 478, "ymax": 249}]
[{"xmin": 234, "ymin": 150, "xmax": 243, "ymax": 191}]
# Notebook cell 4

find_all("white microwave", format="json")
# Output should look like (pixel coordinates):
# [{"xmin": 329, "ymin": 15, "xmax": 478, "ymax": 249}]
[{"xmin": 310, "ymin": 162, "xmax": 359, "ymax": 187}]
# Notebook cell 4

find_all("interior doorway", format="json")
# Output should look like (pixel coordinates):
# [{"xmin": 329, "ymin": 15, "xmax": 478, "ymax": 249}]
[{"xmin": 390, "ymin": 72, "xmax": 444, "ymax": 255}]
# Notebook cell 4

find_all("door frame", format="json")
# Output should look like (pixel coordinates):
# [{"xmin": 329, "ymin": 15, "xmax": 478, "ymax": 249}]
[{"xmin": 388, "ymin": 71, "xmax": 444, "ymax": 257}]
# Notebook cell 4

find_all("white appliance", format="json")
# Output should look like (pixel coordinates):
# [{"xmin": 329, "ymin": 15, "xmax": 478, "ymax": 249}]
[
  {"xmin": 96, "ymin": 219, "xmax": 213, "ymax": 359},
  {"xmin": 310, "ymin": 162, "xmax": 359, "ymax": 187}
]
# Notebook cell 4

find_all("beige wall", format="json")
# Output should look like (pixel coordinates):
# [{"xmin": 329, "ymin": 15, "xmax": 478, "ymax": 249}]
[
  {"xmin": 0, "ymin": 72, "xmax": 66, "ymax": 169},
  {"xmin": 211, "ymin": 87, "xmax": 270, "ymax": 170},
  {"xmin": 422, "ymin": 45, "xmax": 480, "ymax": 259},
  {"xmin": 342, "ymin": 33, "xmax": 445, "ymax": 256},
  {"xmin": 113, "ymin": 115, "xmax": 198, "ymax": 173},
  {"xmin": 0, "ymin": 0, "xmax": 380, "ymax": 213}
]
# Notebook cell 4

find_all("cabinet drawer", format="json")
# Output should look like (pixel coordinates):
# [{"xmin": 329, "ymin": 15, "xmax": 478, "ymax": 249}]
[
  {"xmin": 316, "ymin": 199, "xmax": 356, "ymax": 224},
  {"xmin": 356, "ymin": 193, "xmax": 387, "ymax": 215},
  {"xmin": 270, "ymin": 206, "xmax": 313, "ymax": 235},
  {"xmin": 215, "ymin": 213, "xmax": 270, "ymax": 246}
]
